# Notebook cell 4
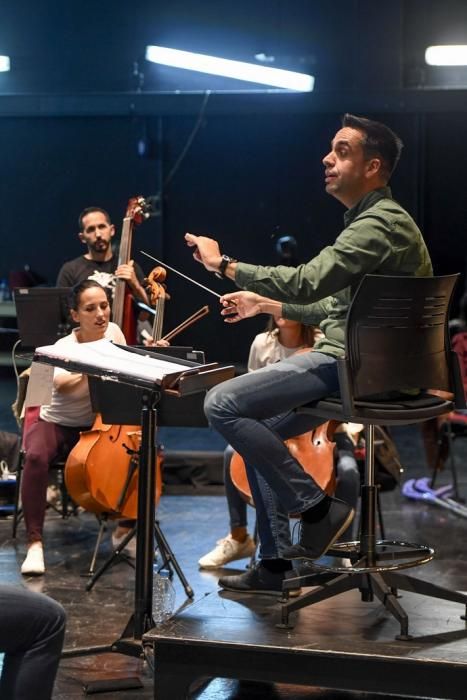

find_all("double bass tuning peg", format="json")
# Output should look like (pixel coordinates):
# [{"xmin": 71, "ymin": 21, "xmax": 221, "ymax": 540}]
[
  {"xmin": 139, "ymin": 194, "xmax": 160, "ymax": 219},
  {"xmin": 144, "ymin": 194, "xmax": 161, "ymax": 219}
]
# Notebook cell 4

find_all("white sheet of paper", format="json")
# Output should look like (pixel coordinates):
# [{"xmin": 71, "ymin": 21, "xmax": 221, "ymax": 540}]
[
  {"xmin": 25, "ymin": 362, "xmax": 54, "ymax": 407},
  {"xmin": 34, "ymin": 339, "xmax": 190, "ymax": 383}
]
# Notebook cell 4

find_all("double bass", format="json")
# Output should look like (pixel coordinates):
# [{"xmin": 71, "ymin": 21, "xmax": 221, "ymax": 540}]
[
  {"xmin": 65, "ymin": 196, "xmax": 161, "ymax": 520},
  {"xmin": 112, "ymin": 195, "xmax": 150, "ymax": 344}
]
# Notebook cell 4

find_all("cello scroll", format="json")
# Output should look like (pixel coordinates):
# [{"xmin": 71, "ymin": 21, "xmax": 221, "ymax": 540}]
[{"xmin": 146, "ymin": 266, "xmax": 170, "ymax": 342}]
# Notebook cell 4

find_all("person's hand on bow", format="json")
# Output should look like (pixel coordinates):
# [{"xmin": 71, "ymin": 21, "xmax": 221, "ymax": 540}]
[
  {"xmin": 220, "ymin": 292, "xmax": 282, "ymax": 323},
  {"xmin": 143, "ymin": 337, "xmax": 171, "ymax": 348}
]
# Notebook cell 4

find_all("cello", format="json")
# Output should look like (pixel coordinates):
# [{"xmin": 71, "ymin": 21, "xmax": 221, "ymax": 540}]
[
  {"xmin": 230, "ymin": 343, "xmax": 338, "ymax": 508},
  {"xmin": 230, "ymin": 420, "xmax": 338, "ymax": 508},
  {"xmin": 146, "ymin": 265, "xmax": 169, "ymax": 342},
  {"xmin": 65, "ymin": 416, "xmax": 162, "ymax": 518},
  {"xmin": 145, "ymin": 264, "xmax": 211, "ymax": 344}
]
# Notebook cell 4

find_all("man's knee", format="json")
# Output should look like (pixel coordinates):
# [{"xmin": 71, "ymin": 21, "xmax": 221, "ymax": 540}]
[
  {"xmin": 204, "ymin": 385, "xmax": 234, "ymax": 423},
  {"xmin": 49, "ymin": 598, "xmax": 66, "ymax": 635},
  {"xmin": 35, "ymin": 594, "xmax": 66, "ymax": 641}
]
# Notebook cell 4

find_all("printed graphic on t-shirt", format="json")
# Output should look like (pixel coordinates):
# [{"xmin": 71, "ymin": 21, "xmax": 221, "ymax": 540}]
[{"xmin": 86, "ymin": 270, "xmax": 116, "ymax": 295}]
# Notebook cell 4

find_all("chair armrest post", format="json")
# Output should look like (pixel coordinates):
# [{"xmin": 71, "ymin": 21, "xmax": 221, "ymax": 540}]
[{"xmin": 337, "ymin": 357, "xmax": 355, "ymax": 419}]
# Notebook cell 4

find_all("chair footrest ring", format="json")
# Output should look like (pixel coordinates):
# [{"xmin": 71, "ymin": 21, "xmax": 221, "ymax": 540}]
[{"xmin": 308, "ymin": 539, "xmax": 435, "ymax": 575}]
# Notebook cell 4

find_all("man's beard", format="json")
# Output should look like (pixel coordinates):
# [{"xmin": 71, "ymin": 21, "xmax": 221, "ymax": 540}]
[{"xmin": 89, "ymin": 239, "xmax": 110, "ymax": 254}]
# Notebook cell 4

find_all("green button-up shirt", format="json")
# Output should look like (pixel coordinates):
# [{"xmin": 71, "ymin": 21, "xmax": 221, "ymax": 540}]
[{"xmin": 235, "ymin": 186, "xmax": 433, "ymax": 357}]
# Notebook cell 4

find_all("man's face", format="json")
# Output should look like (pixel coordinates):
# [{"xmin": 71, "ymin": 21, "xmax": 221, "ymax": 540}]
[
  {"xmin": 322, "ymin": 127, "xmax": 378, "ymax": 208},
  {"xmin": 79, "ymin": 211, "xmax": 115, "ymax": 255}
]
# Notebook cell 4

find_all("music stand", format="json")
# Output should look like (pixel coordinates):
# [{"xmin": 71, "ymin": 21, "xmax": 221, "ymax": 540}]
[
  {"xmin": 14, "ymin": 287, "xmax": 72, "ymax": 349},
  {"xmin": 85, "ymin": 373, "xmax": 198, "ymax": 595},
  {"xmin": 133, "ymin": 345, "xmax": 205, "ymax": 364},
  {"xmin": 33, "ymin": 340, "xmax": 234, "ymax": 682}
]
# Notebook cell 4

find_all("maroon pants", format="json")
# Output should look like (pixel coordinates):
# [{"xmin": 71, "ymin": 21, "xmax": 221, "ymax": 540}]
[{"xmin": 21, "ymin": 417, "xmax": 84, "ymax": 543}]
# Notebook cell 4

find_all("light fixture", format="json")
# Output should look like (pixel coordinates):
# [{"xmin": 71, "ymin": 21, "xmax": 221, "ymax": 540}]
[
  {"xmin": 425, "ymin": 45, "xmax": 467, "ymax": 66},
  {"xmin": 145, "ymin": 45, "xmax": 314, "ymax": 92},
  {"xmin": 0, "ymin": 56, "xmax": 10, "ymax": 72},
  {"xmin": 254, "ymin": 53, "xmax": 275, "ymax": 64}
]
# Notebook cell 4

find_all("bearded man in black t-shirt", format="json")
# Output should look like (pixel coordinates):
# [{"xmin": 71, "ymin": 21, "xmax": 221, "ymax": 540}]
[{"xmin": 57, "ymin": 207, "xmax": 148, "ymax": 307}]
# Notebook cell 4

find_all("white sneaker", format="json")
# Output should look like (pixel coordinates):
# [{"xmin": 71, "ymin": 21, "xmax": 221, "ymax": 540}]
[
  {"xmin": 335, "ymin": 556, "xmax": 354, "ymax": 569},
  {"xmin": 21, "ymin": 542, "xmax": 45, "ymax": 576},
  {"xmin": 112, "ymin": 530, "xmax": 137, "ymax": 559},
  {"xmin": 198, "ymin": 534, "xmax": 256, "ymax": 569}
]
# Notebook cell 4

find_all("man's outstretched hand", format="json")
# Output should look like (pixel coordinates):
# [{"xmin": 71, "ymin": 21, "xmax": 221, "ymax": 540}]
[{"xmin": 184, "ymin": 233, "xmax": 222, "ymax": 272}]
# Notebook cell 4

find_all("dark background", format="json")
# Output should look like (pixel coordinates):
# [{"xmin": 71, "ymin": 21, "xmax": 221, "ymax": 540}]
[{"xmin": 1, "ymin": 0, "xmax": 467, "ymax": 364}]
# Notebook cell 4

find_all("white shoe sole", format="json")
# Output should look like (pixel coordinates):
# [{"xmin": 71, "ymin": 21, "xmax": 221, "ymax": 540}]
[{"xmin": 21, "ymin": 549, "xmax": 45, "ymax": 576}]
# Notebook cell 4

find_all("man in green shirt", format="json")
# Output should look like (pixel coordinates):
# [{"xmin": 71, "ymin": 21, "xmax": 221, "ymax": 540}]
[{"xmin": 185, "ymin": 114, "xmax": 432, "ymax": 595}]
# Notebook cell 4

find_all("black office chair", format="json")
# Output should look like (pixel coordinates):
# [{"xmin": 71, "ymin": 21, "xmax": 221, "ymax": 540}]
[{"xmin": 280, "ymin": 274, "xmax": 467, "ymax": 640}]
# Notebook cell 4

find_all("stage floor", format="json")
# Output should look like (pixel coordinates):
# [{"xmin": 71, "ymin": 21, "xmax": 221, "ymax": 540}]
[
  {"xmin": 147, "ymin": 574, "xmax": 467, "ymax": 700},
  {"xmin": 2, "ymin": 481, "xmax": 467, "ymax": 700}
]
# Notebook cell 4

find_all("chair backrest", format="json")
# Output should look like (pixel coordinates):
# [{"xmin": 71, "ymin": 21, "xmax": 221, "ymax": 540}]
[{"xmin": 340, "ymin": 274, "xmax": 463, "ymax": 406}]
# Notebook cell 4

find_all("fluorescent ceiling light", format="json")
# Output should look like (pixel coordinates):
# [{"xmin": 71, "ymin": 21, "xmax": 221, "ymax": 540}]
[
  {"xmin": 425, "ymin": 45, "xmax": 467, "ymax": 66},
  {"xmin": 145, "ymin": 45, "xmax": 314, "ymax": 92},
  {"xmin": 0, "ymin": 56, "xmax": 10, "ymax": 72}
]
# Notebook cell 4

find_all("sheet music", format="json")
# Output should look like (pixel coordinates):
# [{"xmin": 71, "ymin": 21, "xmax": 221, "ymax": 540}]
[
  {"xmin": 25, "ymin": 362, "xmax": 54, "ymax": 407},
  {"xmin": 34, "ymin": 339, "xmax": 191, "ymax": 384}
]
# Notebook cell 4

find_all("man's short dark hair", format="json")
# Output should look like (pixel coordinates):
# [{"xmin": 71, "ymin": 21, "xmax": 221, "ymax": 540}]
[
  {"xmin": 342, "ymin": 114, "xmax": 403, "ymax": 180},
  {"xmin": 78, "ymin": 207, "xmax": 111, "ymax": 231}
]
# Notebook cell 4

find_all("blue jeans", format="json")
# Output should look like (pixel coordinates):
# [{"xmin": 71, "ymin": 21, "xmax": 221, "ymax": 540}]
[
  {"xmin": 205, "ymin": 351, "xmax": 340, "ymax": 558},
  {"xmin": 224, "ymin": 444, "xmax": 292, "ymax": 554},
  {"xmin": 0, "ymin": 585, "xmax": 66, "ymax": 700}
]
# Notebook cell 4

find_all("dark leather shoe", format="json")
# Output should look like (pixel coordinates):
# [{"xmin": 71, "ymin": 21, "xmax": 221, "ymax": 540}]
[
  {"xmin": 282, "ymin": 498, "xmax": 355, "ymax": 561},
  {"xmin": 218, "ymin": 562, "xmax": 301, "ymax": 597}
]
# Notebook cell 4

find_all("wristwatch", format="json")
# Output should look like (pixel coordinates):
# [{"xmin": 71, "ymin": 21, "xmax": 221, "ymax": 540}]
[{"xmin": 215, "ymin": 254, "xmax": 237, "ymax": 279}]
